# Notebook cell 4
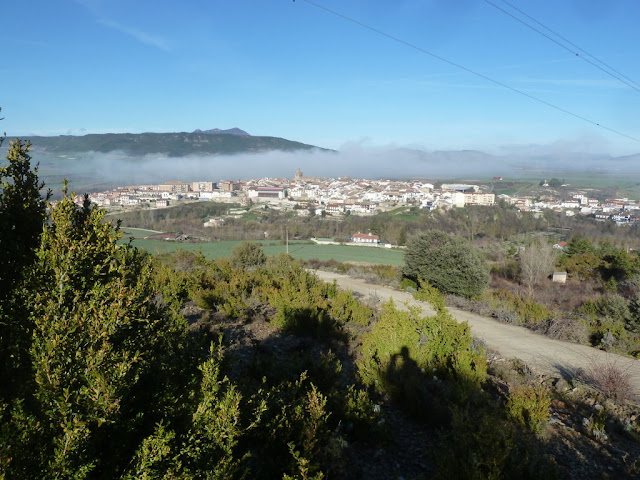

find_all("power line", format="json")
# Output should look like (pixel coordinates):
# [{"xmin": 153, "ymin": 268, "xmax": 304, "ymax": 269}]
[
  {"xmin": 295, "ymin": 0, "xmax": 639, "ymax": 143},
  {"xmin": 482, "ymin": 0, "xmax": 640, "ymax": 94},
  {"xmin": 494, "ymin": 0, "xmax": 640, "ymax": 90}
]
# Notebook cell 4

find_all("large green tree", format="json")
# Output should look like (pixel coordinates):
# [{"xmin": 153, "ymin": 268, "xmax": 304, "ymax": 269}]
[
  {"xmin": 566, "ymin": 235, "xmax": 595, "ymax": 256},
  {"xmin": 403, "ymin": 230, "xmax": 490, "ymax": 298},
  {"xmin": 0, "ymin": 139, "xmax": 50, "ymax": 402},
  {"xmin": 1, "ymin": 186, "xmax": 197, "ymax": 478},
  {"xmin": 0, "ymin": 140, "xmax": 49, "ymax": 294}
]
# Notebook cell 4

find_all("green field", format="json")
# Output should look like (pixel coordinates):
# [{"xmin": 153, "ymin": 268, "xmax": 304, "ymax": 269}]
[{"xmin": 125, "ymin": 238, "xmax": 405, "ymax": 265}]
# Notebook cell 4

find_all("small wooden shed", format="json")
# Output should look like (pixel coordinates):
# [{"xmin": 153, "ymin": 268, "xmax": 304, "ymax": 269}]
[{"xmin": 552, "ymin": 271, "xmax": 568, "ymax": 284}]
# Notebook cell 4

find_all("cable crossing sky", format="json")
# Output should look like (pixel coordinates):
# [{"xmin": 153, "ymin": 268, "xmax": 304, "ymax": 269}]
[
  {"xmin": 296, "ymin": 0, "xmax": 639, "ymax": 143},
  {"xmin": 482, "ymin": 0, "xmax": 640, "ymax": 95}
]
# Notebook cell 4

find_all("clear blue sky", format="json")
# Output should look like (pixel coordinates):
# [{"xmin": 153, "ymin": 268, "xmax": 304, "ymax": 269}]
[{"xmin": 3, "ymin": 0, "xmax": 640, "ymax": 154}]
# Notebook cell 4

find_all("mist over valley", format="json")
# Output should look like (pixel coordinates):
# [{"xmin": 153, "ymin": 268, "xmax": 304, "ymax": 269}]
[{"xmin": 5, "ymin": 130, "xmax": 640, "ymax": 195}]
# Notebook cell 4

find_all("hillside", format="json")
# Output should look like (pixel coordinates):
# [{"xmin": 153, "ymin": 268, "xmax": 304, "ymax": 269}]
[{"xmin": 17, "ymin": 131, "xmax": 328, "ymax": 157}]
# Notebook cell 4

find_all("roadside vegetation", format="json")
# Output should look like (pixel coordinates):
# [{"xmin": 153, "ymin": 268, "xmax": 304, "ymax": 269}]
[
  {"xmin": 482, "ymin": 234, "xmax": 640, "ymax": 357},
  {"xmin": 310, "ymin": 231, "xmax": 640, "ymax": 358}
]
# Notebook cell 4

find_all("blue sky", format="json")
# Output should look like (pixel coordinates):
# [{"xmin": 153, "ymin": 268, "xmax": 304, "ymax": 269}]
[{"xmin": 3, "ymin": 0, "xmax": 640, "ymax": 155}]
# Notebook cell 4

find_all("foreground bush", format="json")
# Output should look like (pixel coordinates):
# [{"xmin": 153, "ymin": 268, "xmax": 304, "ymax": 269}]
[
  {"xmin": 506, "ymin": 384, "xmax": 551, "ymax": 433},
  {"xmin": 491, "ymin": 289, "xmax": 552, "ymax": 326},
  {"xmin": 230, "ymin": 241, "xmax": 267, "ymax": 268},
  {"xmin": 358, "ymin": 286, "xmax": 486, "ymax": 418},
  {"xmin": 435, "ymin": 407, "xmax": 558, "ymax": 480},
  {"xmin": 1, "ymin": 191, "xmax": 195, "ymax": 478}
]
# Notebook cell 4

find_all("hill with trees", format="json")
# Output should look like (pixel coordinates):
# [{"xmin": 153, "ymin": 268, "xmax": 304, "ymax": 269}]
[{"xmin": 15, "ymin": 130, "xmax": 329, "ymax": 157}]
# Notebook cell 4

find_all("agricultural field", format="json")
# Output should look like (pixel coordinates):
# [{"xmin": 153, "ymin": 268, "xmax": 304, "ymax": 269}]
[
  {"xmin": 483, "ymin": 174, "xmax": 640, "ymax": 200},
  {"xmin": 124, "ymin": 237, "xmax": 405, "ymax": 265}
]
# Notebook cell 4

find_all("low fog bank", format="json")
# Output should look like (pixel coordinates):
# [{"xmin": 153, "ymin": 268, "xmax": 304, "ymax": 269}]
[
  {"xmin": 86, "ymin": 145, "xmax": 640, "ymax": 184},
  {"xmin": 5, "ymin": 144, "xmax": 640, "ymax": 190},
  {"xmin": 89, "ymin": 147, "xmax": 512, "ymax": 183}
]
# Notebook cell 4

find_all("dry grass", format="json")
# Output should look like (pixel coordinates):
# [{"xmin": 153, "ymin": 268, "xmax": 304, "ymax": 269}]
[
  {"xmin": 490, "ymin": 274, "xmax": 600, "ymax": 312},
  {"xmin": 580, "ymin": 354, "xmax": 636, "ymax": 403}
]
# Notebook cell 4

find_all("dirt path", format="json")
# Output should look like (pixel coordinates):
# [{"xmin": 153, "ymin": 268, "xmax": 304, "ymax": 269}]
[{"xmin": 313, "ymin": 270, "xmax": 640, "ymax": 396}]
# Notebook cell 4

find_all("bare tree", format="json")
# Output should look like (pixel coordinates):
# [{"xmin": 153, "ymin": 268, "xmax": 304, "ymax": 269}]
[{"xmin": 519, "ymin": 239, "xmax": 557, "ymax": 296}]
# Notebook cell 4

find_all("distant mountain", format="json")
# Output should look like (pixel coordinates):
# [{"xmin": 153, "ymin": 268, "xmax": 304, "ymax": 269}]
[
  {"xmin": 18, "ymin": 131, "xmax": 327, "ymax": 157},
  {"xmin": 192, "ymin": 128, "xmax": 250, "ymax": 136}
]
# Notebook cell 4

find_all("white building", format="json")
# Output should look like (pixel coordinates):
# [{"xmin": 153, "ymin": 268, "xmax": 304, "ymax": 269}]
[
  {"xmin": 464, "ymin": 192, "xmax": 495, "ymax": 206},
  {"xmin": 247, "ymin": 187, "xmax": 287, "ymax": 199},
  {"xmin": 203, "ymin": 217, "xmax": 225, "ymax": 227},
  {"xmin": 351, "ymin": 233, "xmax": 380, "ymax": 244}
]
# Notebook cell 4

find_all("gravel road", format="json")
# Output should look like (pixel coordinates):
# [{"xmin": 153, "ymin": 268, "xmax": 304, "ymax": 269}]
[{"xmin": 313, "ymin": 270, "xmax": 640, "ymax": 396}]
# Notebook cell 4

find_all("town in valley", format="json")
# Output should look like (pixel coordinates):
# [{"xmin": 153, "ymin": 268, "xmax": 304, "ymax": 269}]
[{"xmin": 81, "ymin": 168, "xmax": 639, "ymax": 234}]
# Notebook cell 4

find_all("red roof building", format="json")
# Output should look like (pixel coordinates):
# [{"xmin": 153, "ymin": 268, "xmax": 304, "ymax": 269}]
[{"xmin": 351, "ymin": 233, "xmax": 380, "ymax": 244}]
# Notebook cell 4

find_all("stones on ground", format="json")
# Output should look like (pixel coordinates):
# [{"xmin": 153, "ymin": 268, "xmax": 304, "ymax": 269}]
[{"xmin": 554, "ymin": 378, "xmax": 572, "ymax": 392}]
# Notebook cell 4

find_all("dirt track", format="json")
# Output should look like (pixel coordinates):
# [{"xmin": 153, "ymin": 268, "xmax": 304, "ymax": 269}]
[{"xmin": 313, "ymin": 270, "xmax": 640, "ymax": 396}]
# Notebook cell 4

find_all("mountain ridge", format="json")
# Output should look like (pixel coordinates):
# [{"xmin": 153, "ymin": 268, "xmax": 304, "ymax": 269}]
[
  {"xmin": 15, "ymin": 131, "xmax": 328, "ymax": 157},
  {"xmin": 192, "ymin": 128, "xmax": 250, "ymax": 136}
]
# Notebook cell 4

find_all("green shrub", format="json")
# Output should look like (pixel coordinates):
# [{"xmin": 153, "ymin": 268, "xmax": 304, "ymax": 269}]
[
  {"xmin": 435, "ymin": 410, "xmax": 516, "ymax": 480},
  {"xmin": 581, "ymin": 299, "xmax": 598, "ymax": 318},
  {"xmin": 340, "ymin": 386, "xmax": 385, "ymax": 441},
  {"xmin": 412, "ymin": 279, "xmax": 448, "ymax": 311},
  {"xmin": 400, "ymin": 277, "xmax": 418, "ymax": 291},
  {"xmin": 594, "ymin": 294, "xmax": 631, "ymax": 323},
  {"xmin": 628, "ymin": 294, "xmax": 640, "ymax": 333},
  {"xmin": 435, "ymin": 408, "xmax": 558, "ymax": 480},
  {"xmin": 604, "ymin": 277, "xmax": 619, "ymax": 292},
  {"xmin": 230, "ymin": 241, "xmax": 267, "ymax": 268},
  {"xmin": 506, "ymin": 384, "xmax": 551, "ymax": 433},
  {"xmin": 403, "ymin": 230, "xmax": 490, "ymax": 298},
  {"xmin": 283, "ymin": 443, "xmax": 325, "ymax": 480},
  {"xmin": 589, "ymin": 317, "xmax": 626, "ymax": 348},
  {"xmin": 358, "ymin": 294, "xmax": 486, "ymax": 415},
  {"xmin": 561, "ymin": 252, "xmax": 602, "ymax": 280},
  {"xmin": 328, "ymin": 290, "xmax": 372, "ymax": 326},
  {"xmin": 583, "ymin": 410, "xmax": 609, "ymax": 440},
  {"xmin": 582, "ymin": 295, "xmax": 632, "ymax": 348},
  {"xmin": 248, "ymin": 373, "xmax": 333, "ymax": 478},
  {"xmin": 490, "ymin": 289, "xmax": 551, "ymax": 325}
]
